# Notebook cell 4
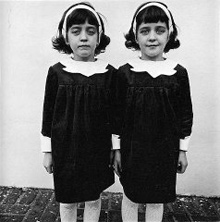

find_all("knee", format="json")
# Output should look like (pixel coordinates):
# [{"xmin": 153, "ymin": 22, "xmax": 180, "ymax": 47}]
[
  {"xmin": 85, "ymin": 198, "xmax": 101, "ymax": 209},
  {"xmin": 147, "ymin": 203, "xmax": 163, "ymax": 210},
  {"xmin": 60, "ymin": 203, "xmax": 77, "ymax": 210},
  {"xmin": 122, "ymin": 195, "xmax": 138, "ymax": 209}
]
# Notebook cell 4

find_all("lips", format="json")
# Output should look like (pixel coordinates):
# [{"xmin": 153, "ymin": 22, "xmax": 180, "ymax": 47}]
[{"xmin": 78, "ymin": 45, "xmax": 90, "ymax": 48}]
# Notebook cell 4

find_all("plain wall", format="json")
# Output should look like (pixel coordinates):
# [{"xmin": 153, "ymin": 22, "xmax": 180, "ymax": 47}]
[{"xmin": 1, "ymin": 0, "xmax": 220, "ymax": 197}]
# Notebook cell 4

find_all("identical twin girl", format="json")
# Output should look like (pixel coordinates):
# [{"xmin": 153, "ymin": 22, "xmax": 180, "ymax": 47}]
[{"xmin": 41, "ymin": 1, "xmax": 193, "ymax": 222}]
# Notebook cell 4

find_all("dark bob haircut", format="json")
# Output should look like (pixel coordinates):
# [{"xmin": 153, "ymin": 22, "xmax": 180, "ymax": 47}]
[
  {"xmin": 52, "ymin": 2, "xmax": 110, "ymax": 55},
  {"xmin": 125, "ymin": 1, "xmax": 180, "ymax": 53}
]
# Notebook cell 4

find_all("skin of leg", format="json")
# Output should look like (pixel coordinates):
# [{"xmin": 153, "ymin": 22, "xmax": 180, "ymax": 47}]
[
  {"xmin": 60, "ymin": 203, "xmax": 77, "ymax": 222},
  {"xmin": 83, "ymin": 197, "xmax": 101, "ymax": 222},
  {"xmin": 145, "ymin": 203, "xmax": 164, "ymax": 222},
  {"xmin": 121, "ymin": 194, "xmax": 138, "ymax": 222}
]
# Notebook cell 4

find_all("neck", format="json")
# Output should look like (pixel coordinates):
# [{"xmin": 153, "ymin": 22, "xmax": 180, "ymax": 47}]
[
  {"xmin": 140, "ymin": 56, "xmax": 165, "ymax": 61},
  {"xmin": 71, "ymin": 56, "xmax": 95, "ymax": 62}
]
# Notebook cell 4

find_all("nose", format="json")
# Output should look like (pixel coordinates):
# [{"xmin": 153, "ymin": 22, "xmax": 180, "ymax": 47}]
[
  {"xmin": 148, "ymin": 30, "xmax": 156, "ymax": 41},
  {"xmin": 80, "ymin": 30, "xmax": 88, "ymax": 41}
]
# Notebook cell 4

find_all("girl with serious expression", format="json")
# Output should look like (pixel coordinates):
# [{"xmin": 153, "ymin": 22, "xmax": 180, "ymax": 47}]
[{"xmin": 66, "ymin": 20, "xmax": 98, "ymax": 61}]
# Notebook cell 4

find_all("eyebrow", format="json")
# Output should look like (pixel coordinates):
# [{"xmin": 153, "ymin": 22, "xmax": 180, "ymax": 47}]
[
  {"xmin": 156, "ymin": 26, "xmax": 166, "ymax": 28},
  {"xmin": 139, "ymin": 25, "xmax": 166, "ymax": 30},
  {"xmin": 70, "ymin": 24, "xmax": 96, "ymax": 29}
]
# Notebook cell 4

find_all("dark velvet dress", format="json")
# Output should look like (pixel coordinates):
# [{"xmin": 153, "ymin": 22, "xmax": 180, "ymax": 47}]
[
  {"xmin": 115, "ymin": 60, "xmax": 193, "ymax": 204},
  {"xmin": 41, "ymin": 60, "xmax": 115, "ymax": 203}
]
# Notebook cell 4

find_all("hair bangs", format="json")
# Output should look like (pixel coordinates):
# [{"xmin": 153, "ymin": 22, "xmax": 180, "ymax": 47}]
[
  {"xmin": 136, "ymin": 6, "xmax": 169, "ymax": 28},
  {"xmin": 66, "ymin": 8, "xmax": 99, "ymax": 30}
]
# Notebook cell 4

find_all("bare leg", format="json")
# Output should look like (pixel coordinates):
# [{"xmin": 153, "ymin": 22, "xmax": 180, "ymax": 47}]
[
  {"xmin": 121, "ymin": 194, "xmax": 138, "ymax": 222},
  {"xmin": 83, "ymin": 198, "xmax": 101, "ymax": 222},
  {"xmin": 60, "ymin": 203, "xmax": 77, "ymax": 222}
]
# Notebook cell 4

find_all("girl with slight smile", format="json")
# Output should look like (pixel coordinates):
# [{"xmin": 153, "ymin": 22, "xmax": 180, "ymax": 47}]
[{"xmin": 113, "ymin": 2, "xmax": 193, "ymax": 221}]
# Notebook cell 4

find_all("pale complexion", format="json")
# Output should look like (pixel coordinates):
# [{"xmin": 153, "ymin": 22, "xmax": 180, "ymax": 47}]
[
  {"xmin": 113, "ymin": 21, "xmax": 188, "ymax": 176},
  {"xmin": 43, "ymin": 21, "xmax": 99, "ymax": 173},
  {"xmin": 136, "ymin": 21, "xmax": 169, "ymax": 61},
  {"xmin": 43, "ymin": 21, "xmax": 116, "ymax": 174},
  {"xmin": 66, "ymin": 20, "xmax": 98, "ymax": 61}
]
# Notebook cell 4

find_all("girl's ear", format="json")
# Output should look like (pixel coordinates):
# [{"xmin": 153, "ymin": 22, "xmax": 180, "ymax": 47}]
[
  {"xmin": 65, "ymin": 38, "xmax": 69, "ymax": 45},
  {"xmin": 133, "ymin": 29, "xmax": 139, "ymax": 44},
  {"xmin": 167, "ymin": 32, "xmax": 171, "ymax": 43},
  {"xmin": 135, "ymin": 36, "xmax": 139, "ymax": 44},
  {"xmin": 64, "ymin": 32, "xmax": 69, "ymax": 45},
  {"xmin": 97, "ymin": 30, "xmax": 103, "ymax": 46}
]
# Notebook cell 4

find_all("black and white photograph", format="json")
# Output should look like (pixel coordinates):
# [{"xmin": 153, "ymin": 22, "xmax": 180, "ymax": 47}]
[{"xmin": 0, "ymin": 0, "xmax": 220, "ymax": 221}]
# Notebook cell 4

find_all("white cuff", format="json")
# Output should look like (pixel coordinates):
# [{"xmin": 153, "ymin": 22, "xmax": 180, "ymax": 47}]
[
  {"xmin": 41, "ymin": 134, "xmax": 52, "ymax": 152},
  {"xmin": 179, "ymin": 136, "xmax": 191, "ymax": 152},
  {"xmin": 111, "ymin": 134, "xmax": 120, "ymax": 150}
]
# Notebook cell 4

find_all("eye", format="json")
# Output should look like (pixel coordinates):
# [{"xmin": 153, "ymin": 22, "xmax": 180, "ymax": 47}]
[
  {"xmin": 139, "ymin": 29, "xmax": 149, "ymax": 35},
  {"xmin": 156, "ymin": 27, "xmax": 166, "ymax": 34},
  {"xmin": 87, "ymin": 28, "xmax": 96, "ymax": 35},
  {"xmin": 70, "ymin": 28, "xmax": 80, "ymax": 35}
]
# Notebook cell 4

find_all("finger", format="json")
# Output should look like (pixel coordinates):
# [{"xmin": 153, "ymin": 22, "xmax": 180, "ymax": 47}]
[
  {"xmin": 181, "ymin": 164, "xmax": 188, "ymax": 173},
  {"xmin": 115, "ymin": 153, "xmax": 122, "ymax": 172},
  {"xmin": 118, "ymin": 160, "xmax": 122, "ymax": 172},
  {"xmin": 45, "ymin": 166, "xmax": 53, "ymax": 174},
  {"xmin": 177, "ymin": 163, "xmax": 187, "ymax": 174},
  {"xmin": 114, "ymin": 166, "xmax": 120, "ymax": 177},
  {"xmin": 113, "ymin": 162, "xmax": 120, "ymax": 177},
  {"xmin": 177, "ymin": 164, "xmax": 183, "ymax": 174},
  {"xmin": 48, "ymin": 167, "xmax": 53, "ymax": 174}
]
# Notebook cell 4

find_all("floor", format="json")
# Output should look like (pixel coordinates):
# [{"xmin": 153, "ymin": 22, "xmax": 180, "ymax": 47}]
[{"xmin": 0, "ymin": 186, "xmax": 220, "ymax": 222}]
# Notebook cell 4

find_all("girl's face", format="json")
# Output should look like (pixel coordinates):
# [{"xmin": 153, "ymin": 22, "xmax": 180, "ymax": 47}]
[
  {"xmin": 66, "ymin": 20, "xmax": 98, "ymax": 61},
  {"xmin": 136, "ymin": 21, "xmax": 169, "ymax": 61}
]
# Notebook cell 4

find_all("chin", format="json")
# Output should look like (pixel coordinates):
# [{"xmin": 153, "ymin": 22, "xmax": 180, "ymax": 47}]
[
  {"xmin": 148, "ymin": 52, "xmax": 161, "ymax": 57},
  {"xmin": 80, "ymin": 53, "xmax": 91, "ymax": 58}
]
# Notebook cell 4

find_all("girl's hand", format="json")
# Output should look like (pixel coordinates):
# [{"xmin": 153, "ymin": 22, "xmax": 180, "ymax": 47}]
[
  {"xmin": 177, "ymin": 151, "xmax": 188, "ymax": 174},
  {"xmin": 43, "ymin": 152, "xmax": 53, "ymax": 174},
  {"xmin": 113, "ymin": 150, "xmax": 122, "ymax": 177}
]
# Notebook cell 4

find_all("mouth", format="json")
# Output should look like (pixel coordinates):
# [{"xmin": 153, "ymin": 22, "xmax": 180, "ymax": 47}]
[
  {"xmin": 147, "ymin": 45, "xmax": 159, "ymax": 47},
  {"xmin": 78, "ymin": 45, "xmax": 90, "ymax": 48}
]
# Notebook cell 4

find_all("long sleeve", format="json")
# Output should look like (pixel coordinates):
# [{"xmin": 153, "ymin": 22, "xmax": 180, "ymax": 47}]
[
  {"xmin": 41, "ymin": 134, "xmax": 52, "ymax": 152},
  {"xmin": 41, "ymin": 66, "xmax": 58, "ymax": 138},
  {"xmin": 109, "ymin": 67, "xmax": 119, "ymax": 135},
  {"xmin": 178, "ymin": 68, "xmax": 193, "ymax": 139},
  {"xmin": 179, "ymin": 136, "xmax": 191, "ymax": 152},
  {"xmin": 108, "ymin": 67, "xmax": 121, "ymax": 149},
  {"xmin": 113, "ymin": 67, "xmax": 128, "ymax": 136},
  {"xmin": 111, "ymin": 134, "xmax": 120, "ymax": 150}
]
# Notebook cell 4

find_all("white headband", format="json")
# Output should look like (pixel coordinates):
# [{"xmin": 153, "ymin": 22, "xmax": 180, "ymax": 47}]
[
  {"xmin": 62, "ymin": 4, "xmax": 103, "ymax": 42},
  {"xmin": 132, "ymin": 2, "xmax": 173, "ymax": 36}
]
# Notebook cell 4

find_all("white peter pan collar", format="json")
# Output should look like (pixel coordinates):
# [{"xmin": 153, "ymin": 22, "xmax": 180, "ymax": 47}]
[
  {"xmin": 60, "ymin": 56, "xmax": 109, "ymax": 76},
  {"xmin": 128, "ymin": 57, "xmax": 178, "ymax": 78}
]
